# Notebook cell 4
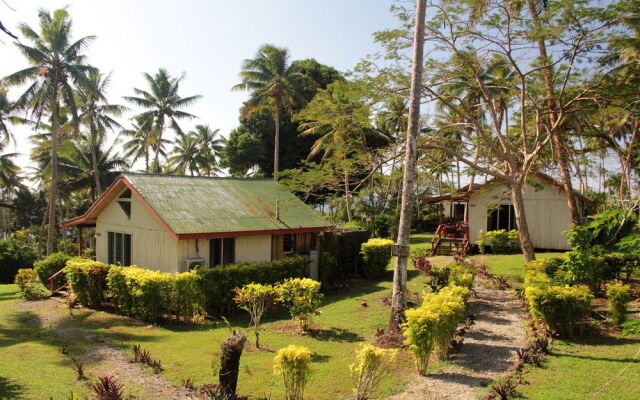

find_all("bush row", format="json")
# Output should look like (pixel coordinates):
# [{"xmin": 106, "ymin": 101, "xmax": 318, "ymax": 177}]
[
  {"xmin": 107, "ymin": 266, "xmax": 205, "ymax": 323},
  {"xmin": 66, "ymin": 258, "xmax": 111, "ymax": 307},
  {"xmin": 477, "ymin": 229, "xmax": 520, "ymax": 254},
  {"xmin": 0, "ymin": 237, "xmax": 37, "ymax": 284},
  {"xmin": 402, "ymin": 284, "xmax": 469, "ymax": 375},
  {"xmin": 197, "ymin": 256, "xmax": 306, "ymax": 315}
]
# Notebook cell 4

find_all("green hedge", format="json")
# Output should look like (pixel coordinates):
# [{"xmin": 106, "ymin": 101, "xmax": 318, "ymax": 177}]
[
  {"xmin": 65, "ymin": 259, "xmax": 111, "ymax": 307},
  {"xmin": 525, "ymin": 285, "xmax": 593, "ymax": 337},
  {"xmin": 198, "ymin": 256, "xmax": 305, "ymax": 315},
  {"xmin": 606, "ymin": 282, "xmax": 633, "ymax": 325},
  {"xmin": 0, "ymin": 238, "xmax": 36, "ymax": 284},
  {"xmin": 33, "ymin": 252, "xmax": 71, "ymax": 289},
  {"xmin": 107, "ymin": 266, "xmax": 205, "ymax": 323},
  {"xmin": 360, "ymin": 238, "xmax": 393, "ymax": 279},
  {"xmin": 485, "ymin": 229, "xmax": 520, "ymax": 253}
]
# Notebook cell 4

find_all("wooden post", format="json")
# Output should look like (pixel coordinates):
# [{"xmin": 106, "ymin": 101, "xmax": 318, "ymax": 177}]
[
  {"xmin": 219, "ymin": 332, "xmax": 247, "ymax": 399},
  {"xmin": 78, "ymin": 226, "xmax": 84, "ymax": 257}
]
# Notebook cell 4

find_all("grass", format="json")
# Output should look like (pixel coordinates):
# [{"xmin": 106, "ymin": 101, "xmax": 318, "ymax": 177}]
[{"xmin": 1, "ymin": 233, "xmax": 639, "ymax": 399}]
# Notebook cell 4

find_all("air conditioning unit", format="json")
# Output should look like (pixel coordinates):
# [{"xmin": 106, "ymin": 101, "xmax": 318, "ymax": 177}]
[{"xmin": 182, "ymin": 258, "xmax": 205, "ymax": 272}]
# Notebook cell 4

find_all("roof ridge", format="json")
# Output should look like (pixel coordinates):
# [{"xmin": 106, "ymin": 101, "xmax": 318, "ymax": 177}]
[{"xmin": 121, "ymin": 172, "xmax": 274, "ymax": 181}]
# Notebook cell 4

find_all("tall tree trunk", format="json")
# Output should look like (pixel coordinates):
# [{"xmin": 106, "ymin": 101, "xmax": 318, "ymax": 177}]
[
  {"xmin": 526, "ymin": 0, "xmax": 580, "ymax": 225},
  {"xmin": 47, "ymin": 97, "xmax": 60, "ymax": 255},
  {"xmin": 154, "ymin": 118, "xmax": 164, "ymax": 173},
  {"xmin": 273, "ymin": 108, "xmax": 280, "ymax": 178},
  {"xmin": 90, "ymin": 124, "xmax": 102, "ymax": 198},
  {"xmin": 344, "ymin": 169, "xmax": 353, "ymax": 222},
  {"xmin": 511, "ymin": 180, "xmax": 536, "ymax": 263},
  {"xmin": 388, "ymin": 0, "xmax": 426, "ymax": 334}
]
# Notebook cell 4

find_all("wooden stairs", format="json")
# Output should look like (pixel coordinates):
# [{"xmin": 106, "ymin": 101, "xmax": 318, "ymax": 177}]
[
  {"xmin": 431, "ymin": 222, "xmax": 471, "ymax": 257},
  {"xmin": 49, "ymin": 266, "xmax": 70, "ymax": 302}
]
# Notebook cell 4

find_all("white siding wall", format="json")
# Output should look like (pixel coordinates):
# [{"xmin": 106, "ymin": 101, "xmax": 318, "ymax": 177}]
[
  {"xmin": 467, "ymin": 183, "xmax": 573, "ymax": 250},
  {"xmin": 177, "ymin": 235, "xmax": 272, "ymax": 270},
  {"xmin": 96, "ymin": 191, "xmax": 180, "ymax": 272}
]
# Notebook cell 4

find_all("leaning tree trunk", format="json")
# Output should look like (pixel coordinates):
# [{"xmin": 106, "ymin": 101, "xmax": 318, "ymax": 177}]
[
  {"xmin": 273, "ymin": 107, "xmax": 281, "ymax": 178},
  {"xmin": 47, "ymin": 95, "xmax": 60, "ymax": 255},
  {"xmin": 153, "ymin": 118, "xmax": 164, "ymax": 173},
  {"xmin": 388, "ymin": 0, "xmax": 427, "ymax": 335},
  {"xmin": 219, "ymin": 332, "xmax": 247, "ymax": 399},
  {"xmin": 526, "ymin": 0, "xmax": 580, "ymax": 225},
  {"xmin": 511, "ymin": 180, "xmax": 536, "ymax": 263}
]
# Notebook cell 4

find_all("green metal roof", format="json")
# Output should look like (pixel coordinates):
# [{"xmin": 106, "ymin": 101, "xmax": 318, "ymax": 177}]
[{"xmin": 122, "ymin": 173, "xmax": 330, "ymax": 234}]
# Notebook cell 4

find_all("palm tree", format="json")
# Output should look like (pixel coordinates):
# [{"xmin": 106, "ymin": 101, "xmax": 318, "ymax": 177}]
[
  {"xmin": 124, "ymin": 68, "xmax": 200, "ymax": 173},
  {"xmin": 193, "ymin": 124, "xmax": 225, "ymax": 176},
  {"xmin": 58, "ymin": 137, "xmax": 128, "ymax": 201},
  {"xmin": 168, "ymin": 132, "xmax": 208, "ymax": 176},
  {"xmin": 233, "ymin": 44, "xmax": 308, "ymax": 177},
  {"xmin": 2, "ymin": 8, "xmax": 98, "ymax": 254},
  {"xmin": 120, "ymin": 115, "xmax": 156, "ymax": 172},
  {"xmin": 0, "ymin": 147, "xmax": 22, "ymax": 238},
  {"xmin": 0, "ymin": 89, "xmax": 18, "ymax": 146},
  {"xmin": 77, "ymin": 72, "xmax": 125, "ymax": 197}
]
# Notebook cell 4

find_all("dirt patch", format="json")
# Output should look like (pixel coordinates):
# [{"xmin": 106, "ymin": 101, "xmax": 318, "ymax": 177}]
[{"xmin": 390, "ymin": 275, "xmax": 527, "ymax": 400}]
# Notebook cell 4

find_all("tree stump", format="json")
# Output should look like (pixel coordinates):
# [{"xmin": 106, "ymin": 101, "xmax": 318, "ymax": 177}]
[{"xmin": 219, "ymin": 332, "xmax": 247, "ymax": 398}]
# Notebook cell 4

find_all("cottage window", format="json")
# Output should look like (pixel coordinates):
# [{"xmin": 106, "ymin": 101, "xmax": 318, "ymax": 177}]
[
  {"xmin": 210, "ymin": 238, "xmax": 235, "ymax": 267},
  {"xmin": 108, "ymin": 232, "xmax": 131, "ymax": 265},
  {"xmin": 487, "ymin": 205, "xmax": 517, "ymax": 231},
  {"xmin": 283, "ymin": 234, "xmax": 296, "ymax": 253}
]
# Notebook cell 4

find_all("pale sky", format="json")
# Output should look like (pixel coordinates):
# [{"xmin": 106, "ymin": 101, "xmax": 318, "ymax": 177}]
[{"xmin": 0, "ymin": 0, "xmax": 399, "ymax": 173}]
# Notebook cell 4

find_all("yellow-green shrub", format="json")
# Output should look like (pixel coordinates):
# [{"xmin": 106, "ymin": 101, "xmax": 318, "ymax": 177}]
[
  {"xmin": 606, "ymin": 282, "xmax": 633, "ymax": 325},
  {"xmin": 360, "ymin": 238, "xmax": 394, "ymax": 279},
  {"xmin": 525, "ymin": 285, "xmax": 593, "ymax": 336},
  {"xmin": 106, "ymin": 266, "xmax": 204, "ymax": 323},
  {"xmin": 273, "ymin": 344, "xmax": 312, "ymax": 400},
  {"xmin": 14, "ymin": 268, "xmax": 37, "ymax": 291},
  {"xmin": 65, "ymin": 258, "xmax": 111, "ymax": 307},
  {"xmin": 279, "ymin": 278, "xmax": 323, "ymax": 331},
  {"xmin": 403, "ymin": 288, "xmax": 467, "ymax": 374},
  {"xmin": 440, "ymin": 284, "xmax": 471, "ymax": 305},
  {"xmin": 524, "ymin": 261, "xmax": 553, "ymax": 288},
  {"xmin": 33, "ymin": 252, "xmax": 71, "ymax": 289},
  {"xmin": 350, "ymin": 344, "xmax": 398, "ymax": 400}
]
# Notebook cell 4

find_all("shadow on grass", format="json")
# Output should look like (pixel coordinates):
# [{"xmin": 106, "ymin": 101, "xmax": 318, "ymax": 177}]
[
  {"xmin": 307, "ymin": 327, "xmax": 364, "ymax": 343},
  {"xmin": 0, "ymin": 289, "xmax": 20, "ymax": 301},
  {"xmin": 0, "ymin": 376, "xmax": 25, "ymax": 400},
  {"xmin": 311, "ymin": 353, "xmax": 331, "ymax": 363}
]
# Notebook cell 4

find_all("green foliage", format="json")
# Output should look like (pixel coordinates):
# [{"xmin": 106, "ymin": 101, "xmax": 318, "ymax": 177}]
[
  {"xmin": 65, "ymin": 259, "xmax": 111, "ymax": 307},
  {"xmin": 477, "ymin": 229, "xmax": 486, "ymax": 254},
  {"xmin": 350, "ymin": 344, "xmax": 398, "ymax": 400},
  {"xmin": 485, "ymin": 229, "xmax": 520, "ymax": 254},
  {"xmin": 372, "ymin": 214, "xmax": 393, "ymax": 238},
  {"xmin": 606, "ymin": 282, "xmax": 633, "ymax": 325},
  {"xmin": 0, "ymin": 237, "xmax": 37, "ymax": 283},
  {"xmin": 197, "ymin": 256, "xmax": 305, "ymax": 315},
  {"xmin": 273, "ymin": 344, "xmax": 312, "ymax": 400},
  {"xmin": 525, "ymin": 285, "xmax": 593, "ymax": 337},
  {"xmin": 278, "ymin": 278, "xmax": 323, "ymax": 331},
  {"xmin": 106, "ymin": 266, "xmax": 204, "ymax": 323},
  {"xmin": 342, "ymin": 220, "xmax": 368, "ymax": 230},
  {"xmin": 360, "ymin": 238, "xmax": 393, "ymax": 279},
  {"xmin": 14, "ymin": 268, "xmax": 37, "ymax": 291},
  {"xmin": 21, "ymin": 282, "xmax": 50, "ymax": 300},
  {"xmin": 403, "ymin": 285, "xmax": 468, "ymax": 374},
  {"xmin": 33, "ymin": 252, "xmax": 71, "ymax": 289},
  {"xmin": 232, "ymin": 283, "xmax": 280, "ymax": 347}
]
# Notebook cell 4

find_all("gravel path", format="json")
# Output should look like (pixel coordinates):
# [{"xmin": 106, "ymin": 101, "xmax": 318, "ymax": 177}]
[{"xmin": 391, "ymin": 276, "xmax": 528, "ymax": 400}]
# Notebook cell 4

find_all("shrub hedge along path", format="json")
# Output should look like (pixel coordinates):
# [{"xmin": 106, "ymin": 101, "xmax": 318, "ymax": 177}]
[{"xmin": 392, "ymin": 274, "xmax": 528, "ymax": 400}]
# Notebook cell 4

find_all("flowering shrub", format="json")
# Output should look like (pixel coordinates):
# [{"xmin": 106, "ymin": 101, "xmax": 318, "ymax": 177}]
[
  {"xmin": 350, "ymin": 344, "xmax": 397, "ymax": 400},
  {"xmin": 606, "ymin": 282, "xmax": 633, "ymax": 325},
  {"xmin": 278, "ymin": 278, "xmax": 323, "ymax": 331},
  {"xmin": 233, "ymin": 283, "xmax": 280, "ymax": 347},
  {"xmin": 273, "ymin": 345, "xmax": 312, "ymax": 400},
  {"xmin": 360, "ymin": 238, "xmax": 394, "ymax": 279}
]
